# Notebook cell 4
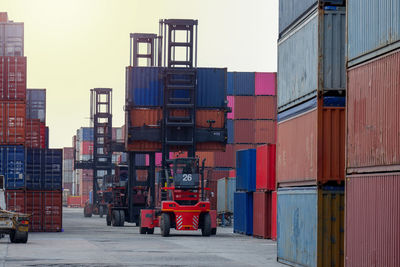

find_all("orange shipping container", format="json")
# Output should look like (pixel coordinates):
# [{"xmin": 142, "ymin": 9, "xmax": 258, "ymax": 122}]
[
  {"xmin": 196, "ymin": 152, "xmax": 215, "ymax": 167},
  {"xmin": 277, "ymin": 106, "xmax": 345, "ymax": 187},
  {"xmin": 0, "ymin": 101, "xmax": 25, "ymax": 145},
  {"xmin": 255, "ymin": 120, "xmax": 276, "ymax": 144},
  {"xmin": 255, "ymin": 96, "xmax": 277, "ymax": 120},
  {"xmin": 234, "ymin": 120, "xmax": 255, "ymax": 143}
]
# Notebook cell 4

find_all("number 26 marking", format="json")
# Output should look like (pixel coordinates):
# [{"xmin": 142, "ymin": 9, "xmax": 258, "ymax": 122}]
[{"xmin": 183, "ymin": 174, "xmax": 192, "ymax": 182}]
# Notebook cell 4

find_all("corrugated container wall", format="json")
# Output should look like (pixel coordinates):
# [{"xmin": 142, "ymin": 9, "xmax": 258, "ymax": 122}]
[
  {"xmin": 26, "ymin": 89, "xmax": 46, "ymax": 123},
  {"xmin": 345, "ymin": 173, "xmax": 400, "ymax": 267},
  {"xmin": 0, "ymin": 146, "xmax": 25, "ymax": 189},
  {"xmin": 0, "ymin": 21, "xmax": 24, "ymax": 56},
  {"xmin": 78, "ymin": 127, "xmax": 93, "ymax": 142},
  {"xmin": 0, "ymin": 57, "xmax": 26, "ymax": 100},
  {"xmin": 256, "ymin": 144, "xmax": 276, "ymax": 191},
  {"xmin": 234, "ymin": 120, "xmax": 255, "ymax": 144},
  {"xmin": 234, "ymin": 96, "xmax": 255, "ymax": 119},
  {"xmin": 236, "ymin": 149, "xmax": 256, "ymax": 192},
  {"xmin": 279, "ymin": 0, "xmax": 317, "ymax": 34},
  {"xmin": 278, "ymin": 8, "xmax": 346, "ymax": 111},
  {"xmin": 255, "ymin": 72, "xmax": 276, "ymax": 96},
  {"xmin": 227, "ymin": 120, "xmax": 234, "ymax": 144},
  {"xmin": 232, "ymin": 72, "xmax": 255, "ymax": 96},
  {"xmin": 271, "ymin": 191, "xmax": 277, "ymax": 241},
  {"xmin": 233, "ymin": 192, "xmax": 253, "ymax": 235},
  {"xmin": 227, "ymin": 72, "xmax": 234, "ymax": 95},
  {"xmin": 347, "ymin": 0, "xmax": 400, "ymax": 66},
  {"xmin": 0, "ymin": 102, "xmax": 26, "ymax": 145},
  {"xmin": 277, "ymin": 187, "xmax": 344, "ymax": 267},
  {"xmin": 217, "ymin": 177, "xmax": 235, "ymax": 214},
  {"xmin": 253, "ymin": 191, "xmax": 272, "ymax": 239},
  {"xmin": 347, "ymin": 50, "xmax": 400, "ymax": 173}
]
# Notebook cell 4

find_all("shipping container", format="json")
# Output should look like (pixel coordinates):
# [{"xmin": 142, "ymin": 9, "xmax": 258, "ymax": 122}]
[
  {"xmin": 0, "ymin": 13, "xmax": 8, "ymax": 23},
  {"xmin": 253, "ymin": 191, "xmax": 272, "ymax": 239},
  {"xmin": 254, "ymin": 120, "xmax": 276, "ymax": 144},
  {"xmin": 271, "ymin": 191, "xmax": 277, "ymax": 241},
  {"xmin": 236, "ymin": 149, "xmax": 256, "ymax": 192},
  {"xmin": 26, "ymin": 148, "xmax": 44, "ymax": 190},
  {"xmin": 0, "ymin": 145, "xmax": 25, "ymax": 189},
  {"xmin": 255, "ymin": 96, "xmax": 277, "ymax": 120},
  {"xmin": 234, "ymin": 96, "xmax": 255, "ymax": 119},
  {"xmin": 277, "ymin": 103, "xmax": 345, "ymax": 186},
  {"xmin": 277, "ymin": 186, "xmax": 344, "ymax": 267},
  {"xmin": 112, "ymin": 127, "xmax": 124, "ymax": 142},
  {"xmin": 206, "ymin": 179, "xmax": 218, "ymax": 211},
  {"xmin": 26, "ymin": 191, "xmax": 43, "ymax": 231},
  {"xmin": 255, "ymin": 72, "xmax": 276, "ymax": 96},
  {"xmin": 45, "ymin": 127, "xmax": 49, "ymax": 149},
  {"xmin": 26, "ymin": 89, "xmax": 46, "ymax": 123},
  {"xmin": 195, "ymin": 152, "xmax": 215, "ymax": 168},
  {"xmin": 44, "ymin": 149, "xmax": 62, "ymax": 190},
  {"xmin": 0, "ymin": 101, "xmax": 25, "ymax": 144},
  {"xmin": 227, "ymin": 96, "xmax": 234, "ymax": 119},
  {"xmin": 78, "ymin": 127, "xmax": 93, "ymax": 142},
  {"xmin": 0, "ymin": 57, "xmax": 26, "ymax": 100},
  {"xmin": 232, "ymin": 72, "xmax": 255, "ymax": 96},
  {"xmin": 347, "ymin": 50, "xmax": 400, "ymax": 173},
  {"xmin": 345, "ymin": 173, "xmax": 400, "ymax": 267},
  {"xmin": 278, "ymin": 8, "xmax": 346, "ymax": 111},
  {"xmin": 256, "ymin": 144, "xmax": 276, "ymax": 191},
  {"xmin": 67, "ymin": 195, "xmax": 81, "ymax": 207},
  {"xmin": 79, "ymin": 180, "xmax": 93, "ymax": 197},
  {"xmin": 234, "ymin": 120, "xmax": 255, "ymax": 144},
  {"xmin": 25, "ymin": 119, "xmax": 45, "ymax": 149},
  {"xmin": 233, "ymin": 192, "xmax": 253, "ymax": 235},
  {"xmin": 217, "ymin": 177, "xmax": 235, "ymax": 214},
  {"xmin": 227, "ymin": 119, "xmax": 234, "ymax": 144},
  {"xmin": 0, "ymin": 22, "xmax": 24, "ymax": 56},
  {"xmin": 227, "ymin": 72, "xmax": 234, "ymax": 95},
  {"xmin": 347, "ymin": 0, "xmax": 400, "ymax": 66},
  {"xmin": 127, "ymin": 67, "xmax": 227, "ymax": 108},
  {"xmin": 42, "ymin": 191, "xmax": 62, "ymax": 232},
  {"xmin": 79, "ymin": 141, "xmax": 93, "ymax": 155},
  {"xmin": 279, "ymin": 0, "xmax": 317, "ymax": 35},
  {"xmin": 63, "ymin": 147, "xmax": 74, "ymax": 160},
  {"xmin": 214, "ymin": 144, "xmax": 235, "ymax": 168}
]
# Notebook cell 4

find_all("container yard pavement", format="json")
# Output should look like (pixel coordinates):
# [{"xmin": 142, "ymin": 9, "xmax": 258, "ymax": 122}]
[{"xmin": 0, "ymin": 208, "xmax": 284, "ymax": 266}]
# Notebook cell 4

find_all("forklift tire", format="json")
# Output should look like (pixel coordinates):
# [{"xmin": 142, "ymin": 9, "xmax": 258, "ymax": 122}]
[
  {"xmin": 10, "ymin": 230, "xmax": 28, "ymax": 243},
  {"xmin": 119, "ymin": 210, "xmax": 125, "ymax": 227},
  {"xmin": 99, "ymin": 206, "xmax": 104, "ymax": 218},
  {"xmin": 201, "ymin": 213, "xmax": 212, "ymax": 237},
  {"xmin": 106, "ymin": 212, "xmax": 112, "ymax": 226},
  {"xmin": 147, "ymin": 228, "xmax": 154, "ymax": 234},
  {"xmin": 160, "ymin": 213, "xmax": 170, "ymax": 237},
  {"xmin": 112, "ymin": 210, "xmax": 121, "ymax": 227},
  {"xmin": 139, "ymin": 227, "xmax": 147, "ymax": 234},
  {"xmin": 211, "ymin": 228, "xmax": 217, "ymax": 235}
]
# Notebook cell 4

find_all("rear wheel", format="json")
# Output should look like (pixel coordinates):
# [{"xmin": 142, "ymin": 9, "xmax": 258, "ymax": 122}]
[
  {"xmin": 201, "ymin": 213, "xmax": 212, "ymax": 237},
  {"xmin": 160, "ymin": 213, "xmax": 170, "ymax": 237},
  {"xmin": 119, "ymin": 210, "xmax": 125, "ymax": 227},
  {"xmin": 112, "ymin": 210, "xmax": 121, "ymax": 226},
  {"xmin": 139, "ymin": 227, "xmax": 147, "ymax": 234},
  {"xmin": 211, "ymin": 228, "xmax": 217, "ymax": 235},
  {"xmin": 99, "ymin": 206, "xmax": 104, "ymax": 218},
  {"xmin": 106, "ymin": 212, "xmax": 111, "ymax": 226},
  {"xmin": 147, "ymin": 228, "xmax": 154, "ymax": 234},
  {"xmin": 10, "ymin": 230, "xmax": 28, "ymax": 243}
]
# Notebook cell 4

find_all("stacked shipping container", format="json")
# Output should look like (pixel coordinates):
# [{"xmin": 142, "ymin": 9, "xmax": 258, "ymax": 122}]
[
  {"xmin": 276, "ymin": 1, "xmax": 346, "ymax": 266},
  {"xmin": 345, "ymin": 2, "xmax": 400, "ymax": 266},
  {"xmin": 0, "ymin": 14, "xmax": 62, "ymax": 232},
  {"xmin": 63, "ymin": 147, "xmax": 73, "ymax": 192}
]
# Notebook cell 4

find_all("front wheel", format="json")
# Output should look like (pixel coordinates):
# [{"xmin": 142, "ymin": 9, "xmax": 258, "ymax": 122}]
[
  {"xmin": 112, "ymin": 210, "xmax": 121, "ymax": 227},
  {"xmin": 147, "ymin": 228, "xmax": 154, "ymax": 234},
  {"xmin": 201, "ymin": 213, "xmax": 211, "ymax": 237},
  {"xmin": 119, "ymin": 210, "xmax": 125, "ymax": 227},
  {"xmin": 160, "ymin": 213, "xmax": 170, "ymax": 237},
  {"xmin": 106, "ymin": 212, "xmax": 111, "ymax": 226},
  {"xmin": 10, "ymin": 230, "xmax": 28, "ymax": 243},
  {"xmin": 99, "ymin": 206, "xmax": 104, "ymax": 218}
]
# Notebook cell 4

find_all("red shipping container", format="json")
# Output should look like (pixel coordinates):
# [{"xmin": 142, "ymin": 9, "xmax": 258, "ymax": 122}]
[
  {"xmin": 234, "ymin": 96, "xmax": 255, "ymax": 119},
  {"xmin": 0, "ymin": 57, "xmax": 27, "ymax": 101},
  {"xmin": 206, "ymin": 179, "xmax": 218, "ymax": 211},
  {"xmin": 0, "ymin": 101, "xmax": 25, "ymax": 144},
  {"xmin": 5, "ymin": 190, "xmax": 25, "ymax": 213},
  {"xmin": 277, "ymin": 107, "xmax": 345, "ymax": 187},
  {"xmin": 79, "ymin": 180, "xmax": 93, "ymax": 196},
  {"xmin": 253, "ymin": 191, "xmax": 272, "ymax": 239},
  {"xmin": 255, "ymin": 96, "xmax": 277, "ymax": 120},
  {"xmin": 214, "ymin": 144, "xmax": 235, "ymax": 168},
  {"xmin": 26, "ymin": 191, "xmax": 43, "ymax": 231},
  {"xmin": 255, "ymin": 72, "xmax": 276, "ymax": 96},
  {"xmin": 234, "ymin": 120, "xmax": 255, "ymax": 143},
  {"xmin": 26, "ymin": 119, "xmax": 46, "ymax": 148},
  {"xmin": 347, "ymin": 49, "xmax": 400, "ymax": 174},
  {"xmin": 80, "ymin": 141, "xmax": 93, "ymax": 155},
  {"xmin": 271, "ymin": 191, "xmax": 277, "ymax": 241},
  {"xmin": 256, "ymin": 144, "xmax": 276, "ymax": 191},
  {"xmin": 346, "ymin": 173, "xmax": 400, "ymax": 267},
  {"xmin": 255, "ymin": 120, "xmax": 276, "ymax": 144},
  {"xmin": 229, "ymin": 169, "xmax": 236, "ymax": 178},
  {"xmin": 67, "ymin": 196, "xmax": 81, "ymax": 207},
  {"xmin": 42, "ymin": 191, "xmax": 62, "ymax": 232}
]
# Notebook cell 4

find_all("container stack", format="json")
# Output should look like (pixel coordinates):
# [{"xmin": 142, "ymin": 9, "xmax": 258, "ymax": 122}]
[
  {"xmin": 62, "ymin": 147, "xmax": 74, "ymax": 192},
  {"xmin": 0, "ymin": 13, "xmax": 63, "ymax": 232},
  {"xmin": 276, "ymin": 1, "xmax": 346, "ymax": 266},
  {"xmin": 345, "ymin": 2, "xmax": 400, "ymax": 266},
  {"xmin": 233, "ymin": 149, "xmax": 256, "ymax": 235},
  {"xmin": 253, "ymin": 144, "xmax": 276, "ymax": 239}
]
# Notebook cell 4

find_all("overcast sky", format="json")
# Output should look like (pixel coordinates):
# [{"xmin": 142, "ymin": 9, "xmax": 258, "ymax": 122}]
[{"xmin": 2, "ymin": 0, "xmax": 278, "ymax": 148}]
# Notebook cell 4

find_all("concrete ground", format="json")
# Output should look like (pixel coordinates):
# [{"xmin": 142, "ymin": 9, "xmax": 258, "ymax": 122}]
[{"xmin": 0, "ymin": 208, "xmax": 285, "ymax": 266}]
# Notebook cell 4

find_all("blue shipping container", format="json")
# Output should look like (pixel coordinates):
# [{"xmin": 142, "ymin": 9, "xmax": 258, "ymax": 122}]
[
  {"xmin": 43, "ymin": 149, "xmax": 62, "ymax": 190},
  {"xmin": 227, "ymin": 72, "xmax": 234, "ymax": 95},
  {"xmin": 0, "ymin": 146, "xmax": 25, "ymax": 189},
  {"xmin": 233, "ymin": 192, "xmax": 253, "ymax": 235},
  {"xmin": 45, "ymin": 127, "xmax": 49, "ymax": 149},
  {"xmin": 277, "ymin": 186, "xmax": 344, "ymax": 267},
  {"xmin": 26, "ymin": 89, "xmax": 46, "ymax": 123},
  {"xmin": 127, "ymin": 67, "xmax": 227, "ymax": 108},
  {"xmin": 78, "ymin": 127, "xmax": 93, "ymax": 142},
  {"xmin": 26, "ymin": 148, "xmax": 44, "ymax": 190},
  {"xmin": 236, "ymin": 149, "xmax": 256, "ymax": 192},
  {"xmin": 233, "ymin": 72, "xmax": 255, "ymax": 96},
  {"xmin": 348, "ymin": 0, "xmax": 400, "ymax": 66},
  {"xmin": 227, "ymin": 119, "xmax": 234, "ymax": 144}
]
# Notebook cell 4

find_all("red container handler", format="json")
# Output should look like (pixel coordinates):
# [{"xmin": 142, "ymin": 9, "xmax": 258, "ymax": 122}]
[
  {"xmin": 271, "ymin": 191, "xmax": 277, "ymax": 241},
  {"xmin": 256, "ymin": 144, "xmax": 276, "ymax": 191},
  {"xmin": 0, "ymin": 56, "xmax": 27, "ymax": 101},
  {"xmin": 253, "ymin": 191, "xmax": 272, "ymax": 239},
  {"xmin": 346, "ymin": 172, "xmax": 400, "ymax": 267}
]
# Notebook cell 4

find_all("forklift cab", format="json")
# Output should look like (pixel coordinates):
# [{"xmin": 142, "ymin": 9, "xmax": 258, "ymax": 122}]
[{"xmin": 166, "ymin": 158, "xmax": 200, "ymax": 190}]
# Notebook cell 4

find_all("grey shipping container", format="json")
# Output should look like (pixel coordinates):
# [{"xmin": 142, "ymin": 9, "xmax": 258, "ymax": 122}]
[
  {"xmin": 0, "ymin": 22, "xmax": 24, "ymax": 56},
  {"xmin": 278, "ymin": 7, "xmax": 346, "ymax": 112},
  {"xmin": 279, "ymin": 0, "xmax": 317, "ymax": 35},
  {"xmin": 347, "ymin": 0, "xmax": 400, "ymax": 66},
  {"xmin": 27, "ymin": 89, "xmax": 46, "ymax": 123},
  {"xmin": 217, "ymin": 177, "xmax": 236, "ymax": 214}
]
